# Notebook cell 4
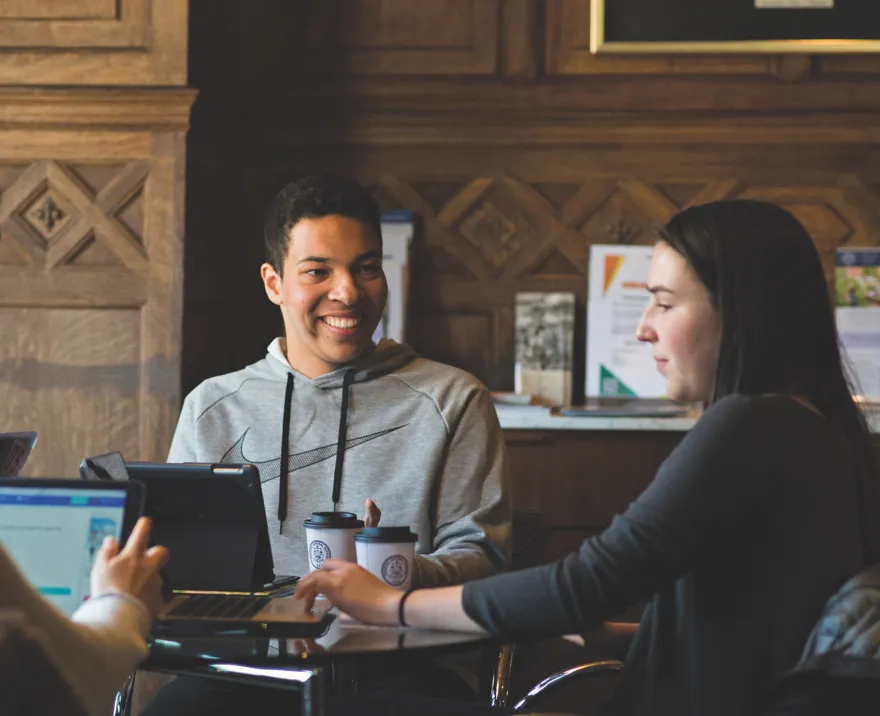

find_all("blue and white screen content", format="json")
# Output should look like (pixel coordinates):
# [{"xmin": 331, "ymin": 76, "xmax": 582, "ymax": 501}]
[{"xmin": 0, "ymin": 486, "xmax": 127, "ymax": 617}]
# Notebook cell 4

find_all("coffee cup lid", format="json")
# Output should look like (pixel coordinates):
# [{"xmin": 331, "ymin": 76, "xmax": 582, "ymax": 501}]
[
  {"xmin": 303, "ymin": 511, "xmax": 364, "ymax": 529},
  {"xmin": 354, "ymin": 526, "xmax": 418, "ymax": 543}
]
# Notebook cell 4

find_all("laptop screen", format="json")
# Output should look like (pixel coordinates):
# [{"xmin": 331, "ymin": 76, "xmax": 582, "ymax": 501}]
[{"xmin": 0, "ymin": 483, "xmax": 128, "ymax": 616}]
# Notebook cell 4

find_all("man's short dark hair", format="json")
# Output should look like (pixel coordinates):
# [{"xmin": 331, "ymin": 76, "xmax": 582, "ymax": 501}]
[{"xmin": 263, "ymin": 174, "xmax": 383, "ymax": 274}]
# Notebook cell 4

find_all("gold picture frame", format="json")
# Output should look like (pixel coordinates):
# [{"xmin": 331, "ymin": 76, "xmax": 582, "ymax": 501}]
[{"xmin": 590, "ymin": 0, "xmax": 880, "ymax": 54}]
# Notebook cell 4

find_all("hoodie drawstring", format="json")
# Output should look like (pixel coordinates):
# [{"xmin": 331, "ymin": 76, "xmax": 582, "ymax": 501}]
[
  {"xmin": 332, "ymin": 369, "xmax": 356, "ymax": 511},
  {"xmin": 278, "ymin": 372, "xmax": 294, "ymax": 533}
]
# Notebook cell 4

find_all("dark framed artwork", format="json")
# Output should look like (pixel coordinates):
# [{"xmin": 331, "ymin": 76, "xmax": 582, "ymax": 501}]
[{"xmin": 591, "ymin": 0, "xmax": 880, "ymax": 53}]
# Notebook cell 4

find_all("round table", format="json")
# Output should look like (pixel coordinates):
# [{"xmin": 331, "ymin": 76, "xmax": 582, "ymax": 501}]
[{"xmin": 120, "ymin": 614, "xmax": 495, "ymax": 716}]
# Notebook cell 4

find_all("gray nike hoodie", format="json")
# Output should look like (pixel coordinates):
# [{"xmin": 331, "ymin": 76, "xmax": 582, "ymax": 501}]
[{"xmin": 167, "ymin": 338, "xmax": 511, "ymax": 587}]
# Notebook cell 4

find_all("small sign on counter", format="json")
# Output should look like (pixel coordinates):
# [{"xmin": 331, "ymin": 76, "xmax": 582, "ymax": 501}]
[{"xmin": 836, "ymin": 248, "xmax": 880, "ymax": 400}]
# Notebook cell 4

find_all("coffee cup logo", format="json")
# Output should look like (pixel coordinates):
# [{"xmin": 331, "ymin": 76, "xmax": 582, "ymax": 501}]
[
  {"xmin": 381, "ymin": 554, "xmax": 409, "ymax": 587},
  {"xmin": 309, "ymin": 540, "xmax": 331, "ymax": 569}
]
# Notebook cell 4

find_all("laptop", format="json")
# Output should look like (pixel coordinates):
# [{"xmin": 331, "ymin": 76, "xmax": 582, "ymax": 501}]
[
  {"xmin": 0, "ymin": 477, "xmax": 332, "ymax": 637},
  {"xmin": 80, "ymin": 454, "xmax": 293, "ymax": 592},
  {"xmin": 0, "ymin": 431, "xmax": 39, "ymax": 477},
  {"xmin": 0, "ymin": 478, "xmax": 143, "ymax": 617}
]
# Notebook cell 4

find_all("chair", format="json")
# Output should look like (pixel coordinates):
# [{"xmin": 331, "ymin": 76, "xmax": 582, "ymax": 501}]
[
  {"xmin": 486, "ymin": 510, "xmax": 625, "ymax": 714},
  {"xmin": 511, "ymin": 660, "xmax": 623, "ymax": 714},
  {"xmin": 0, "ymin": 609, "xmax": 90, "ymax": 716},
  {"xmin": 510, "ymin": 561, "xmax": 880, "ymax": 716},
  {"xmin": 765, "ymin": 560, "xmax": 880, "ymax": 716},
  {"xmin": 485, "ymin": 509, "xmax": 547, "ymax": 707}
]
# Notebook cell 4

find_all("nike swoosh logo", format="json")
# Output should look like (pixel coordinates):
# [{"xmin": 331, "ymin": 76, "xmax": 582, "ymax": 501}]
[{"xmin": 220, "ymin": 425, "xmax": 408, "ymax": 483}]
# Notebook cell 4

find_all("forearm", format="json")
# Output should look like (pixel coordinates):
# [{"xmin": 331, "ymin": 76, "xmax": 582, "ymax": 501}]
[
  {"xmin": 413, "ymin": 548, "xmax": 500, "ymax": 588},
  {"xmin": 402, "ymin": 585, "xmax": 487, "ymax": 634},
  {"xmin": 68, "ymin": 596, "xmax": 151, "ymax": 716},
  {"xmin": 1, "ymin": 550, "xmax": 149, "ymax": 716},
  {"xmin": 591, "ymin": 621, "xmax": 638, "ymax": 660}
]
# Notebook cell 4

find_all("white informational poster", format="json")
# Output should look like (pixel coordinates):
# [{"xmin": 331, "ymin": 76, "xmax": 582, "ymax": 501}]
[
  {"xmin": 586, "ymin": 245, "xmax": 666, "ymax": 398},
  {"xmin": 373, "ymin": 210, "xmax": 414, "ymax": 344},
  {"xmin": 836, "ymin": 248, "xmax": 880, "ymax": 400}
]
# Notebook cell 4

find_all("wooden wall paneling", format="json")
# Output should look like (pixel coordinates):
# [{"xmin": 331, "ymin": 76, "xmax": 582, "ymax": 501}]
[
  {"xmin": 342, "ymin": 155, "xmax": 880, "ymax": 392},
  {"xmin": 299, "ymin": 0, "xmax": 501, "ymax": 75},
  {"xmin": 0, "ymin": 0, "xmax": 187, "ymax": 85},
  {"xmin": 217, "ymin": 137, "xmax": 880, "ymax": 395},
  {"xmin": 0, "ymin": 0, "xmax": 149, "ymax": 48},
  {"xmin": 505, "ymin": 430, "xmax": 684, "ymax": 528},
  {"xmin": 181, "ymin": 0, "xmax": 880, "ymax": 399},
  {"xmin": 140, "ymin": 132, "xmax": 186, "ymax": 462},
  {"xmin": 545, "ymin": 0, "xmax": 771, "ymax": 75},
  {"xmin": 0, "ymin": 308, "xmax": 142, "ymax": 478},
  {"xmin": 820, "ymin": 56, "xmax": 880, "ymax": 75},
  {"xmin": 502, "ymin": 0, "xmax": 542, "ymax": 79},
  {"xmin": 0, "ymin": 90, "xmax": 194, "ymax": 476}
]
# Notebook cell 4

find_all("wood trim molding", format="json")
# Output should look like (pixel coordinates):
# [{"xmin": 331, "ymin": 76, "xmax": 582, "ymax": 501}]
[
  {"xmin": 234, "ymin": 75, "xmax": 880, "ymax": 119},
  {"xmin": 502, "ymin": 0, "xmax": 542, "ymax": 79},
  {"xmin": 0, "ymin": 0, "xmax": 187, "ymax": 85},
  {"xmin": 0, "ymin": 88, "xmax": 198, "ymax": 131},
  {"xmin": 244, "ymin": 111, "xmax": 880, "ymax": 147}
]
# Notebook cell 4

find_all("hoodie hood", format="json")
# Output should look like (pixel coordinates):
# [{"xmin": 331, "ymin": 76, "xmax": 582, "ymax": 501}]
[
  {"xmin": 265, "ymin": 337, "xmax": 418, "ymax": 387},
  {"xmin": 264, "ymin": 336, "xmax": 419, "ymax": 527}
]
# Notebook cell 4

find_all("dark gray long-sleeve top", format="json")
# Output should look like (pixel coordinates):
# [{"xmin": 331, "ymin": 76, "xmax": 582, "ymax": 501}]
[{"xmin": 463, "ymin": 395, "xmax": 866, "ymax": 716}]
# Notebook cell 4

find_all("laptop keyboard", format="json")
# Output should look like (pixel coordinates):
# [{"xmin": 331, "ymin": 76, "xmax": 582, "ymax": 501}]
[{"xmin": 166, "ymin": 594, "xmax": 271, "ymax": 620}]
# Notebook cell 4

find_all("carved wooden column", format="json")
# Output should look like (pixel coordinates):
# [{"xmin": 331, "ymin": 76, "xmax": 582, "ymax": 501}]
[{"xmin": 0, "ymin": 1, "xmax": 194, "ymax": 475}]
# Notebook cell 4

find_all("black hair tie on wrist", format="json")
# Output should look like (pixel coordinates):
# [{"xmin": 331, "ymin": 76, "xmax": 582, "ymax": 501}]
[{"xmin": 398, "ymin": 588, "xmax": 416, "ymax": 627}]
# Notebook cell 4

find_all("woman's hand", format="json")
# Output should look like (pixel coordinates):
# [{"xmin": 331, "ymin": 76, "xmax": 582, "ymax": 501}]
[
  {"xmin": 90, "ymin": 517, "xmax": 169, "ymax": 616},
  {"xmin": 295, "ymin": 559, "xmax": 401, "ymax": 626}
]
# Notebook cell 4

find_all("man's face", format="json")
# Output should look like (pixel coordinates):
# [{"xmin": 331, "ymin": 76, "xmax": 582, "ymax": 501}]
[{"xmin": 261, "ymin": 215, "xmax": 387, "ymax": 378}]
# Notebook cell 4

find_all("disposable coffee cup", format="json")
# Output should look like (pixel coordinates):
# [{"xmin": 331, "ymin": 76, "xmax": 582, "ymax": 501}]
[
  {"xmin": 355, "ymin": 527, "xmax": 418, "ymax": 591},
  {"xmin": 303, "ymin": 512, "xmax": 364, "ymax": 572}
]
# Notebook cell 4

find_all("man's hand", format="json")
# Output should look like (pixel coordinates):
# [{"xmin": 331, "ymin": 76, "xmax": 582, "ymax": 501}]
[
  {"xmin": 90, "ymin": 517, "xmax": 169, "ymax": 616},
  {"xmin": 363, "ymin": 498, "xmax": 381, "ymax": 528}
]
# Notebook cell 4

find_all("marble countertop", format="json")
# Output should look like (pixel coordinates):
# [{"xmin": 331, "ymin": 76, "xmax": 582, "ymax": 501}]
[
  {"xmin": 497, "ymin": 408, "xmax": 880, "ymax": 433},
  {"xmin": 498, "ymin": 411, "xmax": 698, "ymax": 432}
]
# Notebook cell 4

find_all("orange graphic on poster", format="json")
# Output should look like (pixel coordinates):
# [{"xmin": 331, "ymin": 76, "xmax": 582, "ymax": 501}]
[{"xmin": 603, "ymin": 255, "xmax": 624, "ymax": 296}]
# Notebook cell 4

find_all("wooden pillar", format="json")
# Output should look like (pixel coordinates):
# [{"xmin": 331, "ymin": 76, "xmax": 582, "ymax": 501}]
[{"xmin": 0, "ymin": 2, "xmax": 194, "ymax": 476}]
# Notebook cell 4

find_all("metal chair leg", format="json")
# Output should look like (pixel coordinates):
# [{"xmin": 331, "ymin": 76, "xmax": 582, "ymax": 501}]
[
  {"xmin": 112, "ymin": 671, "xmax": 137, "ymax": 716},
  {"xmin": 490, "ymin": 643, "xmax": 516, "ymax": 708},
  {"xmin": 511, "ymin": 659, "xmax": 623, "ymax": 713}
]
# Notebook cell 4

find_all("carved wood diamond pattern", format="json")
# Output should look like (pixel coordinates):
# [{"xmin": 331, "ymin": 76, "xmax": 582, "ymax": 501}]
[
  {"xmin": 459, "ymin": 200, "xmax": 519, "ymax": 267},
  {"xmin": 737, "ymin": 186, "xmax": 860, "ymax": 256},
  {"xmin": 579, "ymin": 190, "xmax": 653, "ymax": 245},
  {"xmin": 0, "ymin": 160, "xmax": 148, "ymax": 271},
  {"xmin": 354, "ymin": 172, "xmax": 880, "ymax": 395},
  {"xmin": 367, "ymin": 174, "xmax": 875, "ymax": 290},
  {"xmin": 23, "ymin": 191, "xmax": 75, "ymax": 245}
]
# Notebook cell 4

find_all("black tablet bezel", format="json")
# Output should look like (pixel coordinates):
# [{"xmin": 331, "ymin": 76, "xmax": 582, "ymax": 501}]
[{"xmin": 123, "ymin": 462, "xmax": 274, "ymax": 589}]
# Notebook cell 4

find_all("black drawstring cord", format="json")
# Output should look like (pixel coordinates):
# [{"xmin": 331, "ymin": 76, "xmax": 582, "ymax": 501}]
[
  {"xmin": 278, "ymin": 372, "xmax": 294, "ymax": 533},
  {"xmin": 331, "ymin": 369, "xmax": 356, "ymax": 511}
]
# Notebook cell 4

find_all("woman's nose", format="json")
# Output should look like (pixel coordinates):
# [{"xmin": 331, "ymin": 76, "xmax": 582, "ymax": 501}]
[{"xmin": 635, "ymin": 311, "xmax": 656, "ymax": 343}]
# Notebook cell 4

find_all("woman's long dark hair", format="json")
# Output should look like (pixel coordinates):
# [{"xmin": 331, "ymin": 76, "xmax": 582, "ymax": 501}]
[{"xmin": 660, "ymin": 199, "xmax": 879, "ymax": 562}]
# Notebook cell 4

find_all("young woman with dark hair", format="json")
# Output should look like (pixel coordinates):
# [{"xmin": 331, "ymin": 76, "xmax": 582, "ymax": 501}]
[{"xmin": 297, "ymin": 199, "xmax": 880, "ymax": 716}]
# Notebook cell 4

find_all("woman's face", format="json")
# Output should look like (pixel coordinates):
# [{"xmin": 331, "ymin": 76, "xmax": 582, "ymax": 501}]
[{"xmin": 636, "ymin": 242, "xmax": 721, "ymax": 403}]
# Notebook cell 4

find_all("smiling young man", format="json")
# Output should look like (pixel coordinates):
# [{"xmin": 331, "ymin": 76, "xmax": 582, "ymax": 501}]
[{"xmin": 167, "ymin": 173, "xmax": 510, "ymax": 591}]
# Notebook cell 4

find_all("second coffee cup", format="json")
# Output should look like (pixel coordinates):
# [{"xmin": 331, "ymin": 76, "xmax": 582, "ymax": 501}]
[
  {"xmin": 355, "ymin": 526, "xmax": 418, "ymax": 591},
  {"xmin": 303, "ymin": 512, "xmax": 364, "ymax": 572}
]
